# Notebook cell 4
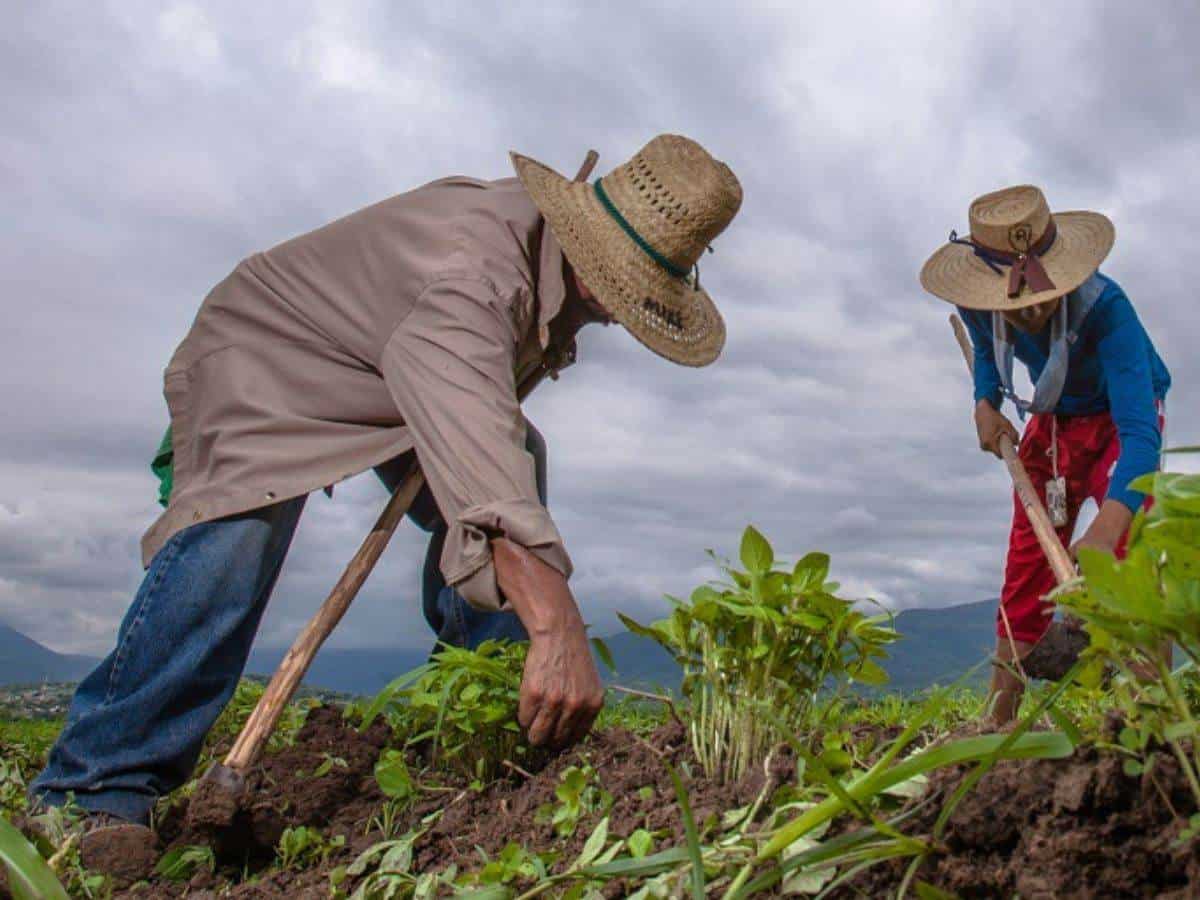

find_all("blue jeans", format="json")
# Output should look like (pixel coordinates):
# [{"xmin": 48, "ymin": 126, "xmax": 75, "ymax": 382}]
[{"xmin": 31, "ymin": 426, "xmax": 545, "ymax": 824}]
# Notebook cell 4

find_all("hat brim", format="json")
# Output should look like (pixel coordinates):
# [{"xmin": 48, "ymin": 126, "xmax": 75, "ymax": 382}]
[
  {"xmin": 511, "ymin": 151, "xmax": 725, "ymax": 367},
  {"xmin": 920, "ymin": 211, "xmax": 1115, "ymax": 311}
]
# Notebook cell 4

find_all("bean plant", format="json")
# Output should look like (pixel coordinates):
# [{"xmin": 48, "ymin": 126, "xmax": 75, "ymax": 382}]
[
  {"xmin": 621, "ymin": 526, "xmax": 899, "ymax": 783},
  {"xmin": 1052, "ymin": 470, "xmax": 1200, "ymax": 817},
  {"xmin": 361, "ymin": 640, "xmax": 531, "ymax": 782}
]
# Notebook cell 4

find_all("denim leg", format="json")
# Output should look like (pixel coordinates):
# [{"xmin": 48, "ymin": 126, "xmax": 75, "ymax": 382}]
[
  {"xmin": 375, "ymin": 422, "xmax": 548, "ymax": 651},
  {"xmin": 30, "ymin": 497, "xmax": 306, "ymax": 824}
]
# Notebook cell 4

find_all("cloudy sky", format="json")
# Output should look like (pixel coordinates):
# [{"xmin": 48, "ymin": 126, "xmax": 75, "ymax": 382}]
[{"xmin": 2, "ymin": 1, "xmax": 1198, "ymax": 658}]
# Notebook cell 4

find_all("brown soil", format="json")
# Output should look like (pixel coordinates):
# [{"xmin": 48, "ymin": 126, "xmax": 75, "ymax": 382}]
[
  {"xmin": 79, "ymin": 822, "xmax": 160, "ymax": 888},
  {"xmin": 110, "ymin": 706, "xmax": 1198, "ymax": 898},
  {"xmin": 837, "ymin": 737, "xmax": 1200, "ymax": 899},
  {"xmin": 121, "ymin": 708, "xmax": 782, "ymax": 897}
]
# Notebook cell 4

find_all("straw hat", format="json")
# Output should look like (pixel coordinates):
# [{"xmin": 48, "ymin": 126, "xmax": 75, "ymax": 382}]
[
  {"xmin": 920, "ymin": 185, "xmax": 1114, "ymax": 311},
  {"xmin": 512, "ymin": 134, "xmax": 742, "ymax": 367}
]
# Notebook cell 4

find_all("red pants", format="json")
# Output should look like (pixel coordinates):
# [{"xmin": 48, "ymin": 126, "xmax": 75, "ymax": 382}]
[{"xmin": 998, "ymin": 409, "xmax": 1160, "ymax": 643}]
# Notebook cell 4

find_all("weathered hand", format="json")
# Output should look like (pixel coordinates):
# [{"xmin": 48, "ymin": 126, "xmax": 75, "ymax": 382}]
[
  {"xmin": 492, "ymin": 538, "xmax": 605, "ymax": 749},
  {"xmin": 975, "ymin": 398, "xmax": 1019, "ymax": 459},
  {"xmin": 519, "ymin": 620, "xmax": 605, "ymax": 748}
]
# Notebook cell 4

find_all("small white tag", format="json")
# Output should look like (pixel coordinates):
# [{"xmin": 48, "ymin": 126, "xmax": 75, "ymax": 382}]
[{"xmin": 1046, "ymin": 476, "xmax": 1069, "ymax": 529}]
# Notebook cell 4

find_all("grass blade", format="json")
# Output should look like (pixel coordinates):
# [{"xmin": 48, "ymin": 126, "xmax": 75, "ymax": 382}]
[
  {"xmin": 759, "ymin": 731, "xmax": 1072, "ymax": 859},
  {"xmin": 667, "ymin": 762, "xmax": 706, "ymax": 900},
  {"xmin": 582, "ymin": 846, "xmax": 691, "ymax": 878},
  {"xmin": 0, "ymin": 817, "xmax": 70, "ymax": 900}
]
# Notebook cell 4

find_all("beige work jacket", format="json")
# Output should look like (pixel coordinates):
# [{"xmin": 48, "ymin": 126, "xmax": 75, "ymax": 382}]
[{"xmin": 141, "ymin": 177, "xmax": 573, "ymax": 611}]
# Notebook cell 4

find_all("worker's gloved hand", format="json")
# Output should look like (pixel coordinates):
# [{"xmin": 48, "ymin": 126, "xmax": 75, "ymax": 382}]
[
  {"xmin": 492, "ymin": 538, "xmax": 605, "ymax": 749},
  {"xmin": 975, "ymin": 398, "xmax": 1020, "ymax": 459}
]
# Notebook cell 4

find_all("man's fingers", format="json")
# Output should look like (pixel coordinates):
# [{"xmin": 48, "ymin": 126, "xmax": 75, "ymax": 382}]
[
  {"xmin": 551, "ymin": 701, "xmax": 579, "ymax": 749},
  {"xmin": 559, "ymin": 690, "xmax": 604, "ymax": 748},
  {"xmin": 518, "ymin": 685, "xmax": 539, "ymax": 730},
  {"xmin": 527, "ymin": 694, "xmax": 562, "ymax": 747},
  {"xmin": 572, "ymin": 695, "xmax": 603, "ymax": 746}
]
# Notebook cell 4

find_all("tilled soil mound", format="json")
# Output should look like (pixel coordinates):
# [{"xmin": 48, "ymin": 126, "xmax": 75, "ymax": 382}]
[
  {"xmin": 840, "ymin": 742, "xmax": 1200, "ymax": 899},
  {"xmin": 118, "ymin": 707, "xmax": 1198, "ymax": 898},
  {"xmin": 127, "ymin": 708, "xmax": 778, "ymax": 898}
]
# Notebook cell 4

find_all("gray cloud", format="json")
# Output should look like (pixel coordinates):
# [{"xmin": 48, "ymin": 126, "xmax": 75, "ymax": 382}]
[{"xmin": 1, "ymin": 0, "xmax": 1197, "ymax": 658}]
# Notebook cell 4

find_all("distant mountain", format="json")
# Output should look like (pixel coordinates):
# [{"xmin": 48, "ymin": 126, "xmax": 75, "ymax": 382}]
[
  {"xmin": 881, "ymin": 599, "xmax": 994, "ymax": 691},
  {"xmin": 0, "ymin": 598, "xmax": 996, "ymax": 697},
  {"xmin": 0, "ymin": 623, "xmax": 100, "ymax": 685},
  {"xmin": 246, "ymin": 646, "xmax": 430, "ymax": 696}
]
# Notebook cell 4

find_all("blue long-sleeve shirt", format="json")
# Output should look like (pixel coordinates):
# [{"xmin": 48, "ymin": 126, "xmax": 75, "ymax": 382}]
[{"xmin": 959, "ymin": 272, "xmax": 1170, "ymax": 512}]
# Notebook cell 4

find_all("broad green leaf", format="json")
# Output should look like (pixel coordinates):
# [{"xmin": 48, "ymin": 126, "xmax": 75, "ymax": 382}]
[
  {"xmin": 850, "ymin": 660, "xmax": 889, "ymax": 686},
  {"xmin": 792, "ymin": 552, "xmax": 831, "ymax": 590},
  {"xmin": 591, "ymin": 637, "xmax": 616, "ymax": 673},
  {"xmin": 740, "ymin": 526, "xmax": 774, "ymax": 574},
  {"xmin": 1165, "ymin": 721, "xmax": 1199, "ymax": 741},
  {"xmin": 880, "ymin": 773, "xmax": 927, "ymax": 800},
  {"xmin": 628, "ymin": 828, "xmax": 654, "ymax": 858},
  {"xmin": 375, "ymin": 750, "xmax": 415, "ymax": 800},
  {"xmin": 379, "ymin": 838, "xmax": 416, "ymax": 874},
  {"xmin": 781, "ymin": 864, "xmax": 834, "ymax": 895},
  {"xmin": 575, "ymin": 817, "xmax": 609, "ymax": 869}
]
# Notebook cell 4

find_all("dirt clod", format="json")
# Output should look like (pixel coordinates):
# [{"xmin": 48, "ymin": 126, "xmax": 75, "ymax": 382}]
[
  {"xmin": 80, "ymin": 822, "xmax": 159, "ymax": 888},
  {"xmin": 1022, "ymin": 619, "xmax": 1089, "ymax": 681},
  {"xmin": 187, "ymin": 764, "xmax": 245, "ymax": 829}
]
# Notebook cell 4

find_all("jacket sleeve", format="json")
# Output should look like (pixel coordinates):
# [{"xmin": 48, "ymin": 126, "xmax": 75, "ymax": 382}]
[
  {"xmin": 1095, "ymin": 292, "xmax": 1162, "ymax": 512},
  {"xmin": 380, "ymin": 277, "xmax": 572, "ymax": 611},
  {"xmin": 958, "ymin": 308, "xmax": 1003, "ymax": 409}
]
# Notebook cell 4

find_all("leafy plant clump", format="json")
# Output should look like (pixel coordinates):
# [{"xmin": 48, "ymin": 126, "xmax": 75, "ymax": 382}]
[
  {"xmin": 1053, "ymin": 470, "xmax": 1200, "ymax": 821},
  {"xmin": 622, "ymin": 526, "xmax": 899, "ymax": 782},
  {"xmin": 277, "ymin": 825, "xmax": 344, "ymax": 871},
  {"xmin": 361, "ymin": 639, "xmax": 531, "ymax": 783}
]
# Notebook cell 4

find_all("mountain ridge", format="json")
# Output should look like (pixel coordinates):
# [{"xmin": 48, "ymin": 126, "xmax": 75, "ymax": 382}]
[{"xmin": 0, "ymin": 598, "xmax": 995, "ymax": 696}]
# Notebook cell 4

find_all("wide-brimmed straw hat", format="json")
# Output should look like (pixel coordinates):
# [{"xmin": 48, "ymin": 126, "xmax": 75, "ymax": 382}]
[
  {"xmin": 920, "ymin": 185, "xmax": 1114, "ymax": 311},
  {"xmin": 512, "ymin": 134, "xmax": 743, "ymax": 367}
]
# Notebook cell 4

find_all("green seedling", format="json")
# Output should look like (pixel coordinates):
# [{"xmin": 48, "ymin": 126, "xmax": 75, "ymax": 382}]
[
  {"xmin": 361, "ymin": 640, "xmax": 530, "ymax": 782},
  {"xmin": 155, "ymin": 843, "xmax": 216, "ymax": 882},
  {"xmin": 622, "ymin": 526, "xmax": 899, "ymax": 783},
  {"xmin": 334, "ymin": 814, "xmax": 445, "ymax": 899},
  {"xmin": 299, "ymin": 752, "xmax": 348, "ymax": 779},
  {"xmin": 277, "ymin": 825, "xmax": 344, "ymax": 871},
  {"xmin": 535, "ymin": 765, "xmax": 612, "ymax": 838}
]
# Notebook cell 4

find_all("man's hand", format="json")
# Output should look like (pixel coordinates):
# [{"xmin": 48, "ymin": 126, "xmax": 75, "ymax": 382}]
[
  {"xmin": 1070, "ymin": 499, "xmax": 1133, "ymax": 560},
  {"xmin": 492, "ymin": 538, "xmax": 605, "ymax": 748},
  {"xmin": 975, "ymin": 398, "xmax": 1020, "ymax": 458}
]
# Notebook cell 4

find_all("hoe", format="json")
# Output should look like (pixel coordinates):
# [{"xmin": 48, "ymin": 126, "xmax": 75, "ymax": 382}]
[{"xmin": 951, "ymin": 314, "xmax": 1087, "ymax": 682}]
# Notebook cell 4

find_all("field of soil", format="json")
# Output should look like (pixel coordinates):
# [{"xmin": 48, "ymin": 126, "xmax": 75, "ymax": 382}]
[{"xmin": 94, "ymin": 705, "xmax": 1197, "ymax": 899}]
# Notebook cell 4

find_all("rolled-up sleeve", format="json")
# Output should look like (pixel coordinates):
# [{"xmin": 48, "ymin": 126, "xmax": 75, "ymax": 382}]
[{"xmin": 380, "ymin": 277, "xmax": 572, "ymax": 610}]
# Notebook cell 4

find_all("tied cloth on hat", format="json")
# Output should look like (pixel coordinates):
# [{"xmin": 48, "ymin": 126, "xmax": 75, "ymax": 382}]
[{"xmin": 948, "ymin": 220, "xmax": 1059, "ymax": 300}]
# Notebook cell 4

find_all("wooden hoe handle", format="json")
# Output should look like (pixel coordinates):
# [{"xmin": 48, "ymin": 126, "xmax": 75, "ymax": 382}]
[
  {"xmin": 224, "ymin": 149, "xmax": 602, "ymax": 773},
  {"xmin": 950, "ymin": 315, "xmax": 1076, "ymax": 586}
]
